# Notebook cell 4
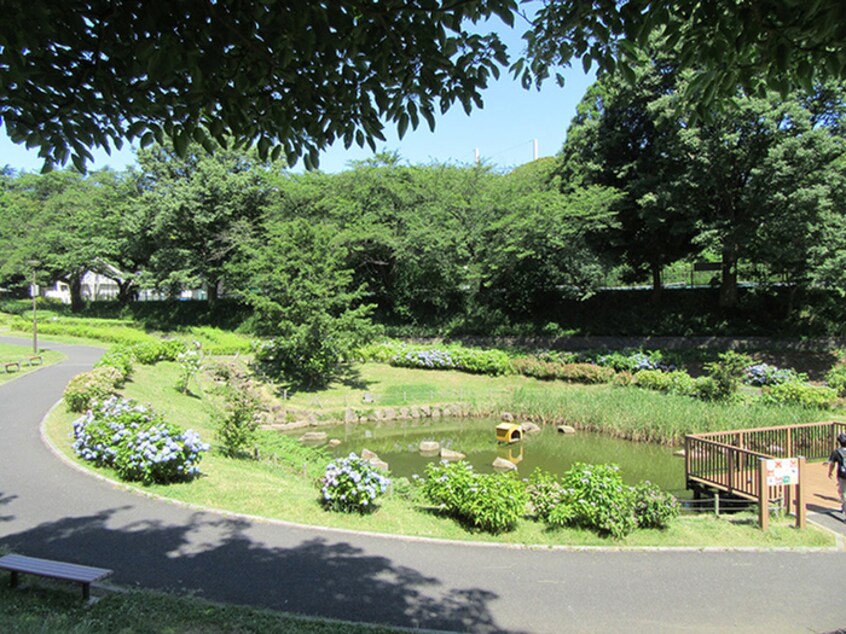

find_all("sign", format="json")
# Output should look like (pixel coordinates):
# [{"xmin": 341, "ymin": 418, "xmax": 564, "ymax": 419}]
[{"xmin": 765, "ymin": 458, "xmax": 799, "ymax": 486}]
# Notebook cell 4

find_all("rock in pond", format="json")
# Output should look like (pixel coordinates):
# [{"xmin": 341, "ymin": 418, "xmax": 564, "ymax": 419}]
[
  {"xmin": 492, "ymin": 457, "xmax": 517, "ymax": 471},
  {"xmin": 419, "ymin": 441, "xmax": 440, "ymax": 454},
  {"xmin": 440, "ymin": 448, "xmax": 466, "ymax": 461},
  {"xmin": 556, "ymin": 425, "xmax": 576, "ymax": 435},
  {"xmin": 328, "ymin": 439, "xmax": 342, "ymax": 448},
  {"xmin": 521, "ymin": 422, "xmax": 542, "ymax": 435},
  {"xmin": 361, "ymin": 448, "xmax": 379, "ymax": 461},
  {"xmin": 300, "ymin": 431, "xmax": 328, "ymax": 443}
]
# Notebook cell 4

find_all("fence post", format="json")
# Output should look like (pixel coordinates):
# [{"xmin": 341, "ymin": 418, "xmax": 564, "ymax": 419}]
[
  {"xmin": 758, "ymin": 458, "xmax": 769, "ymax": 531},
  {"xmin": 796, "ymin": 456, "xmax": 806, "ymax": 529}
]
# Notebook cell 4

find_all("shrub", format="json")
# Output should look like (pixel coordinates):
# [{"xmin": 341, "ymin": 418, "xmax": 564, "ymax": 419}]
[
  {"xmin": 215, "ymin": 382, "xmax": 262, "ymax": 458},
  {"xmin": 743, "ymin": 363, "xmax": 804, "ymax": 387},
  {"xmin": 422, "ymin": 460, "xmax": 526, "ymax": 533},
  {"xmin": 320, "ymin": 453, "xmax": 391, "ymax": 513},
  {"xmin": 631, "ymin": 481, "xmax": 679, "ymax": 529},
  {"xmin": 64, "ymin": 367, "xmax": 124, "ymax": 412},
  {"xmin": 131, "ymin": 340, "xmax": 189, "ymax": 365},
  {"xmin": 526, "ymin": 469, "xmax": 567, "ymax": 521},
  {"xmin": 512, "ymin": 357, "xmax": 559, "ymax": 380},
  {"xmin": 391, "ymin": 345, "xmax": 512, "ymax": 376},
  {"xmin": 546, "ymin": 463, "xmax": 637, "ymax": 539},
  {"xmin": 175, "ymin": 346, "xmax": 203, "ymax": 393},
  {"xmin": 760, "ymin": 382, "xmax": 838, "ymax": 409},
  {"xmin": 825, "ymin": 364, "xmax": 846, "ymax": 396},
  {"xmin": 555, "ymin": 363, "xmax": 616, "ymax": 384},
  {"xmin": 633, "ymin": 369, "xmax": 696, "ymax": 396},
  {"xmin": 596, "ymin": 350, "xmax": 665, "ymax": 373},
  {"xmin": 94, "ymin": 347, "xmax": 135, "ymax": 382},
  {"xmin": 703, "ymin": 351, "xmax": 752, "ymax": 400},
  {"xmin": 72, "ymin": 396, "xmax": 209, "ymax": 484}
]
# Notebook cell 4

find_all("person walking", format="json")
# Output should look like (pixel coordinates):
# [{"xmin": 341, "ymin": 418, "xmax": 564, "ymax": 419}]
[{"xmin": 827, "ymin": 432, "xmax": 846, "ymax": 515}]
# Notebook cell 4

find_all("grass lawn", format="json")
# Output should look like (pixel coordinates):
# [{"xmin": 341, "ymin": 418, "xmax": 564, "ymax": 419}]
[
  {"xmin": 0, "ymin": 578, "xmax": 411, "ymax": 634},
  {"xmin": 44, "ymin": 361, "xmax": 837, "ymax": 549},
  {"xmin": 0, "ymin": 342, "xmax": 64, "ymax": 385}
]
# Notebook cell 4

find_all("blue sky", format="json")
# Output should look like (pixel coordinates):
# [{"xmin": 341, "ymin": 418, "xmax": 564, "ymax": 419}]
[{"xmin": 0, "ymin": 24, "xmax": 594, "ymax": 174}]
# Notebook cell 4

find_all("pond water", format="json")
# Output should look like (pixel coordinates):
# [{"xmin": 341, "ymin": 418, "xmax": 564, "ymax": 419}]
[{"xmin": 298, "ymin": 418, "xmax": 689, "ymax": 497}]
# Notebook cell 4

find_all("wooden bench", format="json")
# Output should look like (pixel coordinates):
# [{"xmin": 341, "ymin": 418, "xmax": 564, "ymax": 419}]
[
  {"xmin": 23, "ymin": 355, "xmax": 43, "ymax": 366},
  {"xmin": 3, "ymin": 361, "xmax": 20, "ymax": 373},
  {"xmin": 0, "ymin": 554, "xmax": 113, "ymax": 600}
]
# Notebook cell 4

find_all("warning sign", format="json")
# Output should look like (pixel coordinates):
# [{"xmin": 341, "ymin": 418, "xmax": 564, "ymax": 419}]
[{"xmin": 765, "ymin": 458, "xmax": 799, "ymax": 486}]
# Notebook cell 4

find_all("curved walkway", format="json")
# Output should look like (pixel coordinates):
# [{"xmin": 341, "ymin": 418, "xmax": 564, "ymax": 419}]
[{"xmin": 0, "ymin": 336, "xmax": 844, "ymax": 634}]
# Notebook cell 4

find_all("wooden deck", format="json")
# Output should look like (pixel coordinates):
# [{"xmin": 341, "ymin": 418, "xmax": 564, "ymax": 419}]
[{"xmin": 803, "ymin": 460, "xmax": 842, "ymax": 513}]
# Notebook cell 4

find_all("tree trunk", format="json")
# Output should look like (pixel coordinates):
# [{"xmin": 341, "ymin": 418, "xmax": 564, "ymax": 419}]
[
  {"xmin": 69, "ymin": 275, "xmax": 84, "ymax": 313},
  {"xmin": 650, "ymin": 263, "xmax": 663, "ymax": 303},
  {"xmin": 117, "ymin": 279, "xmax": 136, "ymax": 305},
  {"xmin": 719, "ymin": 245, "xmax": 738, "ymax": 309},
  {"xmin": 207, "ymin": 277, "xmax": 220, "ymax": 305}
]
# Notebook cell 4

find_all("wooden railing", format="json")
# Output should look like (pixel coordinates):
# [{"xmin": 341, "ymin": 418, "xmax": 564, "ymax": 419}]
[{"xmin": 685, "ymin": 421, "xmax": 846, "ymax": 502}]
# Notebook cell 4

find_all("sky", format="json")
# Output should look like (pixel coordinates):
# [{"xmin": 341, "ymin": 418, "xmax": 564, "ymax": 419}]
[{"xmin": 0, "ymin": 23, "xmax": 594, "ymax": 174}]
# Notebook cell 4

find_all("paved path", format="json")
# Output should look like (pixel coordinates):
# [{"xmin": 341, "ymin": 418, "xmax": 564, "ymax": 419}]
[{"xmin": 1, "ymin": 336, "xmax": 845, "ymax": 633}]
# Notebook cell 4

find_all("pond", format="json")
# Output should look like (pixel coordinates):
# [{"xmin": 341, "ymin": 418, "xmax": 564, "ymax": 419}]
[{"xmin": 297, "ymin": 417, "xmax": 689, "ymax": 497}]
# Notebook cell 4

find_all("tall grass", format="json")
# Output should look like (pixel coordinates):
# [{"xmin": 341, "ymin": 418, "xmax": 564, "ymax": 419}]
[{"xmin": 500, "ymin": 385, "xmax": 831, "ymax": 445}]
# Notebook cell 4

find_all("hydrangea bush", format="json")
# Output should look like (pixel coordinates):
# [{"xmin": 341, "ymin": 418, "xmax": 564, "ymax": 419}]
[
  {"xmin": 320, "ymin": 453, "xmax": 391, "ymax": 513},
  {"xmin": 72, "ymin": 396, "xmax": 209, "ymax": 485},
  {"xmin": 743, "ymin": 363, "xmax": 804, "ymax": 387},
  {"xmin": 390, "ymin": 345, "xmax": 512, "ymax": 376},
  {"xmin": 596, "ymin": 350, "xmax": 667, "ymax": 373},
  {"xmin": 64, "ymin": 366, "xmax": 125, "ymax": 413}
]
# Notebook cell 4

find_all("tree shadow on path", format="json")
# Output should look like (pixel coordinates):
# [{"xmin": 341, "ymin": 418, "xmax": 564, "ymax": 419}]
[{"xmin": 0, "ymin": 507, "xmax": 518, "ymax": 633}]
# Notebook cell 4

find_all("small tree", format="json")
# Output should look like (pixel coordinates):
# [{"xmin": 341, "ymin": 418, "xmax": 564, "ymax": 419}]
[{"xmin": 232, "ymin": 218, "xmax": 377, "ymax": 388}]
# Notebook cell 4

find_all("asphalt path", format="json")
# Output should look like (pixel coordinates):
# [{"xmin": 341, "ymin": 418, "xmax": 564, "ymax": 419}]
[{"xmin": 1, "ymin": 335, "xmax": 845, "ymax": 633}]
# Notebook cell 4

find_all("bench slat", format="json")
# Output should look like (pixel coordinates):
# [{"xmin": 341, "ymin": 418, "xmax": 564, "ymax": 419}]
[{"xmin": 0, "ymin": 554, "xmax": 112, "ymax": 583}]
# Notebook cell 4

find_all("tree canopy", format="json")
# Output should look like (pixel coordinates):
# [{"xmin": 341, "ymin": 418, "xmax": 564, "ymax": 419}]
[{"xmin": 4, "ymin": 1, "xmax": 846, "ymax": 170}]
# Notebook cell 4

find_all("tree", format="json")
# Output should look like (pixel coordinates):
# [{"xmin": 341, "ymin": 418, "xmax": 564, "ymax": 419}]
[
  {"xmin": 557, "ymin": 54, "xmax": 699, "ymax": 300},
  {"xmin": 520, "ymin": 1, "xmax": 846, "ymax": 110},
  {"xmin": 136, "ymin": 141, "xmax": 279, "ymax": 303},
  {"xmin": 1, "ymin": 1, "xmax": 511, "ymax": 170},
  {"xmin": 230, "ymin": 217, "xmax": 376, "ymax": 389}
]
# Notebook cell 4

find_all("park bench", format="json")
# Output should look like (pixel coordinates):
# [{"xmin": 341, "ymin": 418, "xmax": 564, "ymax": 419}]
[
  {"xmin": 0, "ymin": 553, "xmax": 113, "ymax": 600},
  {"xmin": 22, "ymin": 355, "xmax": 43, "ymax": 366},
  {"xmin": 3, "ymin": 361, "xmax": 20, "ymax": 373}
]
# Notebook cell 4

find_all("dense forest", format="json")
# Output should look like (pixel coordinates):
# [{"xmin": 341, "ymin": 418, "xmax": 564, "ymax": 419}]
[{"xmin": 2, "ymin": 66, "xmax": 846, "ymax": 339}]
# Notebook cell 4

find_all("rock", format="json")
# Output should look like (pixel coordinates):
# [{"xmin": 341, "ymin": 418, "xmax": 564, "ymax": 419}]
[
  {"xmin": 673, "ymin": 449, "xmax": 686, "ymax": 457},
  {"xmin": 328, "ymin": 439, "xmax": 342, "ymax": 448},
  {"xmin": 440, "ymin": 448, "xmax": 466, "ymax": 461},
  {"xmin": 382, "ymin": 407, "xmax": 396, "ymax": 421},
  {"xmin": 419, "ymin": 405, "xmax": 431, "ymax": 418},
  {"xmin": 430, "ymin": 407, "xmax": 441, "ymax": 419},
  {"xmin": 361, "ymin": 448, "xmax": 379, "ymax": 461},
  {"xmin": 300, "ymin": 431, "xmax": 328, "ymax": 442},
  {"xmin": 501, "ymin": 412, "xmax": 514, "ymax": 422},
  {"xmin": 411, "ymin": 406, "xmax": 420, "ymax": 419},
  {"xmin": 370, "ymin": 459, "xmax": 389, "ymax": 472},
  {"xmin": 441, "ymin": 406, "xmax": 452, "ymax": 418},
  {"xmin": 521, "ymin": 422, "xmax": 542, "ymax": 435},
  {"xmin": 557, "ymin": 425, "xmax": 576, "ymax": 435},
  {"xmin": 362, "ymin": 392, "xmax": 375, "ymax": 403},
  {"xmin": 492, "ymin": 457, "xmax": 517, "ymax": 471},
  {"xmin": 399, "ymin": 407, "xmax": 411, "ymax": 419},
  {"xmin": 419, "ymin": 441, "xmax": 440, "ymax": 454}
]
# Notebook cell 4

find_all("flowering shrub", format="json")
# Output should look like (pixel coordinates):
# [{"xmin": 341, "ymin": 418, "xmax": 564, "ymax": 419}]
[
  {"xmin": 72, "ymin": 396, "xmax": 209, "ymax": 484},
  {"xmin": 64, "ymin": 367, "xmax": 124, "ymax": 412},
  {"xmin": 321, "ymin": 453, "xmax": 391, "ymax": 513},
  {"xmin": 631, "ymin": 481, "xmax": 679, "ymax": 529},
  {"xmin": 422, "ymin": 460, "xmax": 526, "ymax": 533},
  {"xmin": 175, "ymin": 345, "xmax": 203, "ymax": 393},
  {"xmin": 526, "ymin": 469, "xmax": 567, "ymax": 521},
  {"xmin": 596, "ymin": 350, "xmax": 666, "ymax": 373},
  {"xmin": 760, "ymin": 382, "xmax": 838, "ymax": 409},
  {"xmin": 825, "ymin": 364, "xmax": 846, "ymax": 396},
  {"xmin": 391, "ymin": 345, "xmax": 512, "ymax": 376},
  {"xmin": 546, "ymin": 463, "xmax": 638, "ymax": 539},
  {"xmin": 743, "ymin": 363, "xmax": 804, "ymax": 387}
]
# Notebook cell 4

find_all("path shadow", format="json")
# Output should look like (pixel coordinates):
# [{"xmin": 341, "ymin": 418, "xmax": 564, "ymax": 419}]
[{"xmin": 0, "ymin": 507, "xmax": 516, "ymax": 633}]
